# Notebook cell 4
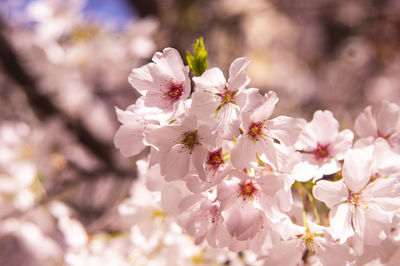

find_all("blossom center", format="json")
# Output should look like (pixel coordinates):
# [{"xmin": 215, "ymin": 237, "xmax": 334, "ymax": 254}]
[
  {"xmin": 179, "ymin": 130, "xmax": 201, "ymax": 153},
  {"xmin": 313, "ymin": 143, "xmax": 330, "ymax": 161},
  {"xmin": 247, "ymin": 121, "xmax": 266, "ymax": 141},
  {"xmin": 152, "ymin": 209, "xmax": 165, "ymax": 222},
  {"xmin": 238, "ymin": 180, "xmax": 258, "ymax": 201},
  {"xmin": 206, "ymin": 147, "xmax": 224, "ymax": 171},
  {"xmin": 348, "ymin": 191, "xmax": 362, "ymax": 206},
  {"xmin": 215, "ymin": 86, "xmax": 238, "ymax": 111},
  {"xmin": 163, "ymin": 82, "xmax": 184, "ymax": 103},
  {"xmin": 302, "ymin": 229, "xmax": 318, "ymax": 253}
]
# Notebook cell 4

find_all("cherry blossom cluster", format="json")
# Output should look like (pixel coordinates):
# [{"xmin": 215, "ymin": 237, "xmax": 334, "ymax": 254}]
[{"xmin": 114, "ymin": 47, "xmax": 400, "ymax": 265}]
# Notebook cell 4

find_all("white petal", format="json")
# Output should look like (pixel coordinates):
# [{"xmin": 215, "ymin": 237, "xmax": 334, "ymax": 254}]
[
  {"xmin": 146, "ymin": 124, "xmax": 179, "ymax": 150},
  {"xmin": 250, "ymin": 91, "xmax": 279, "ymax": 121},
  {"xmin": 352, "ymin": 207, "xmax": 366, "ymax": 240},
  {"xmin": 364, "ymin": 208, "xmax": 390, "ymax": 245},
  {"xmin": 231, "ymin": 137, "xmax": 257, "ymax": 170},
  {"xmin": 317, "ymin": 238, "xmax": 353, "ymax": 266},
  {"xmin": 224, "ymin": 202, "xmax": 263, "ymax": 241},
  {"xmin": 371, "ymin": 138, "xmax": 400, "ymax": 175},
  {"xmin": 235, "ymin": 87, "xmax": 263, "ymax": 112},
  {"xmin": 161, "ymin": 183, "xmax": 183, "ymax": 215},
  {"xmin": 308, "ymin": 110, "xmax": 339, "ymax": 145},
  {"xmin": 291, "ymin": 158, "xmax": 319, "ymax": 182},
  {"xmin": 313, "ymin": 179, "xmax": 349, "ymax": 209},
  {"xmin": 129, "ymin": 63, "xmax": 170, "ymax": 95},
  {"xmin": 329, "ymin": 129, "xmax": 354, "ymax": 159},
  {"xmin": 159, "ymin": 145, "xmax": 190, "ymax": 180},
  {"xmin": 264, "ymin": 239, "xmax": 304, "ymax": 266},
  {"xmin": 152, "ymin": 47, "xmax": 187, "ymax": 82},
  {"xmin": 227, "ymin": 57, "xmax": 250, "ymax": 91},
  {"xmin": 191, "ymin": 91, "xmax": 219, "ymax": 120},
  {"xmin": 267, "ymin": 116, "xmax": 306, "ymax": 146},
  {"xmin": 329, "ymin": 203, "xmax": 354, "ymax": 243},
  {"xmin": 193, "ymin": 67, "xmax": 226, "ymax": 92},
  {"xmin": 342, "ymin": 148, "xmax": 372, "ymax": 192},
  {"xmin": 191, "ymin": 146, "xmax": 207, "ymax": 180},
  {"xmin": 376, "ymin": 101, "xmax": 399, "ymax": 137},
  {"xmin": 217, "ymin": 181, "xmax": 237, "ymax": 210},
  {"xmin": 355, "ymin": 106, "xmax": 377, "ymax": 138},
  {"xmin": 215, "ymin": 103, "xmax": 241, "ymax": 141},
  {"xmin": 258, "ymin": 174, "xmax": 285, "ymax": 197},
  {"xmin": 115, "ymin": 106, "xmax": 135, "ymax": 124},
  {"xmin": 114, "ymin": 124, "xmax": 146, "ymax": 157}
]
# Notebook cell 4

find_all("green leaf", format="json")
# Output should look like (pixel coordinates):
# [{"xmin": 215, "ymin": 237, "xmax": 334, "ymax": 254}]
[{"xmin": 186, "ymin": 37, "xmax": 208, "ymax": 76}]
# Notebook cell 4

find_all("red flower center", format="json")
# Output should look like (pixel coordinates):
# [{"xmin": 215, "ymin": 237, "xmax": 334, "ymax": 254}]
[
  {"xmin": 313, "ymin": 143, "xmax": 329, "ymax": 161},
  {"xmin": 238, "ymin": 180, "xmax": 258, "ymax": 201},
  {"xmin": 247, "ymin": 121, "xmax": 265, "ymax": 141},
  {"xmin": 164, "ymin": 82, "xmax": 184, "ymax": 103},
  {"xmin": 206, "ymin": 147, "xmax": 224, "ymax": 171},
  {"xmin": 179, "ymin": 130, "xmax": 201, "ymax": 153}
]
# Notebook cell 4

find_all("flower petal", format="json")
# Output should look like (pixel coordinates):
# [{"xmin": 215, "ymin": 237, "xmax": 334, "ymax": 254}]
[
  {"xmin": 342, "ymin": 148, "xmax": 372, "ymax": 192},
  {"xmin": 313, "ymin": 179, "xmax": 349, "ymax": 209},
  {"xmin": 227, "ymin": 57, "xmax": 250, "ymax": 91}
]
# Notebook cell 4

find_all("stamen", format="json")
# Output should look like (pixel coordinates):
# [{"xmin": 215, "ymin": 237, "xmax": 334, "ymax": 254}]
[
  {"xmin": 247, "ymin": 121, "xmax": 266, "ymax": 142},
  {"xmin": 178, "ymin": 130, "xmax": 201, "ymax": 153},
  {"xmin": 206, "ymin": 147, "xmax": 224, "ymax": 171},
  {"xmin": 215, "ymin": 85, "xmax": 238, "ymax": 111},
  {"xmin": 313, "ymin": 143, "xmax": 330, "ymax": 161},
  {"xmin": 238, "ymin": 180, "xmax": 259, "ymax": 201},
  {"xmin": 163, "ymin": 81, "xmax": 184, "ymax": 103}
]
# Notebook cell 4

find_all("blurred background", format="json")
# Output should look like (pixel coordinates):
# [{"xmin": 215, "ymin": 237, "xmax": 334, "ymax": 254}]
[{"xmin": 0, "ymin": 0, "xmax": 399, "ymax": 265}]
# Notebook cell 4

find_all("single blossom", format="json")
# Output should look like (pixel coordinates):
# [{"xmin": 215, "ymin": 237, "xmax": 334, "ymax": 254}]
[
  {"xmin": 355, "ymin": 100, "xmax": 400, "ymax": 153},
  {"xmin": 263, "ymin": 221, "xmax": 352, "ymax": 266},
  {"xmin": 313, "ymin": 144, "xmax": 400, "ymax": 254},
  {"xmin": 294, "ymin": 110, "xmax": 354, "ymax": 181},
  {"xmin": 217, "ymin": 169, "xmax": 286, "ymax": 241},
  {"xmin": 147, "ymin": 113, "xmax": 217, "ymax": 181},
  {"xmin": 231, "ymin": 91, "xmax": 306, "ymax": 170},
  {"xmin": 128, "ymin": 47, "xmax": 191, "ymax": 119},
  {"xmin": 191, "ymin": 57, "xmax": 263, "ymax": 140}
]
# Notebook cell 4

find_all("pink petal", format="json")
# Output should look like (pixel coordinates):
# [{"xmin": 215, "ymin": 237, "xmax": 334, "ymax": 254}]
[
  {"xmin": 355, "ymin": 106, "xmax": 377, "ymax": 138},
  {"xmin": 250, "ymin": 91, "xmax": 279, "ymax": 121},
  {"xmin": 329, "ymin": 203, "xmax": 354, "ymax": 243},
  {"xmin": 313, "ymin": 179, "xmax": 349, "ymax": 209},
  {"xmin": 227, "ymin": 57, "xmax": 251, "ymax": 91},
  {"xmin": 193, "ymin": 67, "xmax": 226, "ymax": 92},
  {"xmin": 231, "ymin": 137, "xmax": 257, "ymax": 170},
  {"xmin": 376, "ymin": 101, "xmax": 399, "ymax": 137},
  {"xmin": 215, "ymin": 103, "xmax": 241, "ymax": 141},
  {"xmin": 329, "ymin": 129, "xmax": 354, "ymax": 159},
  {"xmin": 263, "ymin": 239, "xmax": 304, "ymax": 266},
  {"xmin": 308, "ymin": 110, "xmax": 339, "ymax": 145},
  {"xmin": 191, "ymin": 91, "xmax": 219, "ymax": 120},
  {"xmin": 267, "ymin": 116, "xmax": 306, "ymax": 146},
  {"xmin": 152, "ymin": 47, "xmax": 188, "ymax": 82},
  {"xmin": 114, "ymin": 124, "xmax": 146, "ymax": 157},
  {"xmin": 342, "ymin": 148, "xmax": 372, "ymax": 192},
  {"xmin": 235, "ymin": 88, "xmax": 264, "ymax": 112},
  {"xmin": 159, "ymin": 145, "xmax": 190, "ymax": 180}
]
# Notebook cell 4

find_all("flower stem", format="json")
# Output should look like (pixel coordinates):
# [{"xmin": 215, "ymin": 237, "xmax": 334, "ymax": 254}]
[{"xmin": 301, "ymin": 182, "xmax": 321, "ymax": 225}]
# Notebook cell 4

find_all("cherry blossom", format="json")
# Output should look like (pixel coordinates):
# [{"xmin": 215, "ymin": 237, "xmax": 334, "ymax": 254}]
[
  {"xmin": 191, "ymin": 57, "xmax": 263, "ymax": 140},
  {"xmin": 147, "ymin": 113, "xmax": 217, "ymax": 180},
  {"xmin": 294, "ymin": 110, "xmax": 354, "ymax": 181},
  {"xmin": 355, "ymin": 100, "xmax": 400, "ymax": 153},
  {"xmin": 313, "ymin": 143, "xmax": 400, "ymax": 254},
  {"xmin": 129, "ymin": 47, "xmax": 191, "ymax": 119},
  {"xmin": 231, "ymin": 91, "xmax": 306, "ymax": 170}
]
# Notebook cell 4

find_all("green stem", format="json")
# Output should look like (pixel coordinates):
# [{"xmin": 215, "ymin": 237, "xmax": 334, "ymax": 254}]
[{"xmin": 301, "ymin": 183, "xmax": 321, "ymax": 225}]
